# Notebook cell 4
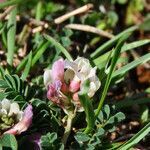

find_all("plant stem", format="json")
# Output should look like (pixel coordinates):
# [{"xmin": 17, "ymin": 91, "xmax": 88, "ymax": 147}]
[{"xmin": 62, "ymin": 112, "xmax": 75, "ymax": 146}]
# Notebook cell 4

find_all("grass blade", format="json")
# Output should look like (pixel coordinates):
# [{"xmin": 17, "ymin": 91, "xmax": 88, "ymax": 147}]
[
  {"xmin": 112, "ymin": 53, "xmax": 150, "ymax": 79},
  {"xmin": 122, "ymin": 39, "xmax": 150, "ymax": 51},
  {"xmin": 0, "ymin": 24, "xmax": 6, "ymax": 35},
  {"xmin": 6, "ymin": 7, "xmax": 17, "ymax": 66},
  {"xmin": 16, "ymin": 41, "xmax": 49, "ymax": 72},
  {"xmin": 119, "ymin": 122, "xmax": 150, "ymax": 150},
  {"xmin": 34, "ymin": 1, "xmax": 43, "ymax": 43},
  {"xmin": 93, "ymin": 39, "xmax": 150, "ymax": 69},
  {"xmin": 21, "ymin": 51, "xmax": 32, "ymax": 81},
  {"xmin": 90, "ymin": 26, "xmax": 138, "ymax": 59},
  {"xmin": 115, "ymin": 98, "xmax": 150, "ymax": 109},
  {"xmin": 32, "ymin": 41, "xmax": 50, "ymax": 66},
  {"xmin": 44, "ymin": 34, "xmax": 73, "ymax": 61},
  {"xmin": 95, "ymin": 33, "xmax": 131, "ymax": 118},
  {"xmin": 16, "ymin": 54, "xmax": 29, "ymax": 73},
  {"xmin": 0, "ymin": 0, "xmax": 21, "ymax": 9}
]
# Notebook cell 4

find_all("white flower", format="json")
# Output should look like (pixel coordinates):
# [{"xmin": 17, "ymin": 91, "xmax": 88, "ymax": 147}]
[
  {"xmin": 0, "ymin": 99, "xmax": 23, "ymax": 122},
  {"xmin": 65, "ymin": 57, "xmax": 101, "ymax": 97},
  {"xmin": 0, "ymin": 99, "xmax": 33, "ymax": 135},
  {"xmin": 44, "ymin": 57, "xmax": 101, "ymax": 112}
]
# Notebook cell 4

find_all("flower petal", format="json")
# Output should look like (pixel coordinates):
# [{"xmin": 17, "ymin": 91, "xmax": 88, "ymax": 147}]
[
  {"xmin": 64, "ymin": 69, "xmax": 75, "ymax": 83},
  {"xmin": 8, "ymin": 102, "xmax": 20, "ymax": 117},
  {"xmin": 4, "ymin": 104, "xmax": 33, "ymax": 135},
  {"xmin": 0, "ymin": 108, "xmax": 7, "ymax": 117},
  {"xmin": 1, "ymin": 99, "xmax": 10, "ymax": 112},
  {"xmin": 47, "ymin": 84, "xmax": 57, "ymax": 99},
  {"xmin": 69, "ymin": 80, "xmax": 80, "ymax": 93},
  {"xmin": 52, "ymin": 58, "xmax": 64, "ymax": 81},
  {"xmin": 44, "ymin": 69, "xmax": 52, "ymax": 88},
  {"xmin": 47, "ymin": 80, "xmax": 62, "ymax": 99}
]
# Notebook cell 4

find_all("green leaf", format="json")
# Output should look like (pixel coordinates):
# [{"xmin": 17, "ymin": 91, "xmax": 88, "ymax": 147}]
[
  {"xmin": 2, "ymin": 29, "xmax": 7, "ymax": 49},
  {"xmin": 0, "ymin": 74, "xmax": 34, "ymax": 103},
  {"xmin": 0, "ymin": 65, "xmax": 5, "ymax": 78},
  {"xmin": 7, "ymin": 7, "xmax": 17, "ymax": 66},
  {"xmin": 78, "ymin": 80, "xmax": 95, "ymax": 134},
  {"xmin": 140, "ymin": 106, "xmax": 149, "ymax": 124},
  {"xmin": 0, "ymin": 93, "xmax": 5, "ymax": 100},
  {"xmin": 122, "ymin": 39, "xmax": 150, "ymax": 51},
  {"xmin": 0, "ymin": 80, "xmax": 8, "ymax": 88},
  {"xmin": 0, "ymin": 0, "xmax": 21, "ymax": 9},
  {"xmin": 115, "ymin": 97, "xmax": 150, "ymax": 109},
  {"xmin": 95, "ymin": 128, "xmax": 105, "ymax": 137},
  {"xmin": 13, "ymin": 74, "xmax": 22, "ymax": 92},
  {"xmin": 95, "ymin": 33, "xmax": 131, "ymax": 117},
  {"xmin": 119, "ymin": 122, "xmax": 150, "ymax": 150},
  {"xmin": 32, "ymin": 41, "xmax": 49, "ymax": 66},
  {"xmin": 106, "ymin": 112, "xmax": 125, "ymax": 125},
  {"xmin": 115, "ymin": 112, "xmax": 126, "ymax": 122},
  {"xmin": 75, "ymin": 132, "xmax": 90, "ymax": 142},
  {"xmin": 90, "ymin": 26, "xmax": 138, "ymax": 58},
  {"xmin": 139, "ymin": 14, "xmax": 150, "ymax": 31},
  {"xmin": 61, "ymin": 36, "xmax": 71, "ymax": 47},
  {"xmin": 0, "ymin": 134, "xmax": 18, "ymax": 150},
  {"xmin": 97, "ymin": 111, "xmax": 104, "ymax": 123},
  {"xmin": 4, "ymin": 74, "xmax": 15, "ymax": 89},
  {"xmin": 41, "ymin": 132, "xmax": 64, "ymax": 150},
  {"xmin": 0, "ymin": 23, "xmax": 6, "ymax": 35},
  {"xmin": 93, "ymin": 39, "xmax": 150, "ymax": 69},
  {"xmin": 44, "ymin": 34, "xmax": 73, "ymax": 61},
  {"xmin": 47, "ymin": 133, "xmax": 57, "ymax": 143},
  {"xmin": 35, "ymin": 1, "xmax": 43, "ymax": 43},
  {"xmin": 104, "ymin": 105, "xmax": 110, "ymax": 119},
  {"xmin": 112, "ymin": 53, "xmax": 150, "ymax": 79},
  {"xmin": 16, "ymin": 54, "xmax": 29, "ymax": 73},
  {"xmin": 21, "ymin": 51, "xmax": 32, "ymax": 81}
]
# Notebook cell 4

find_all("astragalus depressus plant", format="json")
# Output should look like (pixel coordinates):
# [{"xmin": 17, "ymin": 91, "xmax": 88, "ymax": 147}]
[{"xmin": 0, "ymin": 0, "xmax": 150, "ymax": 149}]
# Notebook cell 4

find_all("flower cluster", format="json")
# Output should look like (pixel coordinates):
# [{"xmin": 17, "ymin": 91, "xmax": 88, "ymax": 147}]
[
  {"xmin": 0, "ymin": 99, "xmax": 33, "ymax": 135},
  {"xmin": 44, "ymin": 57, "xmax": 100, "ymax": 112}
]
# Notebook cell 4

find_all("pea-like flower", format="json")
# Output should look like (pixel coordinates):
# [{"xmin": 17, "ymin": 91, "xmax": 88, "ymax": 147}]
[
  {"xmin": 0, "ymin": 99, "xmax": 33, "ymax": 135},
  {"xmin": 44, "ymin": 57, "xmax": 100, "ymax": 112}
]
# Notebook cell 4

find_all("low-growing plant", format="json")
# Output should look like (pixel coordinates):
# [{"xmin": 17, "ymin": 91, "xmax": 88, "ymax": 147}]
[{"xmin": 0, "ymin": 1, "xmax": 150, "ymax": 150}]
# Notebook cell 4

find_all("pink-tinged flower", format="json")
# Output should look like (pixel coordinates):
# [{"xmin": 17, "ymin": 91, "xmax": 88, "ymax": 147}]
[
  {"xmin": 51, "ymin": 58, "xmax": 64, "ymax": 81},
  {"xmin": 44, "ymin": 57, "xmax": 101, "ymax": 112},
  {"xmin": 44, "ymin": 59, "xmax": 64, "ymax": 88},
  {"xmin": 69, "ymin": 80, "xmax": 80, "ymax": 93},
  {"xmin": 0, "ymin": 99, "xmax": 33, "ymax": 135}
]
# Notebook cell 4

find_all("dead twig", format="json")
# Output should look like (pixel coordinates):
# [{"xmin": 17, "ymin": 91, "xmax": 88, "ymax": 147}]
[
  {"xmin": 54, "ymin": 3, "xmax": 93, "ymax": 24},
  {"xmin": 0, "ymin": 6, "xmax": 15, "ymax": 20},
  {"xmin": 65, "ymin": 24, "xmax": 114, "ymax": 39},
  {"xmin": 32, "ymin": 26, "xmax": 43, "ymax": 34},
  {"xmin": 29, "ymin": 18, "xmax": 48, "ymax": 28}
]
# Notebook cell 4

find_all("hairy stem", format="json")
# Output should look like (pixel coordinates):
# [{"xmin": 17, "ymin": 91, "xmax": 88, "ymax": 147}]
[{"xmin": 62, "ymin": 111, "xmax": 76, "ymax": 146}]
